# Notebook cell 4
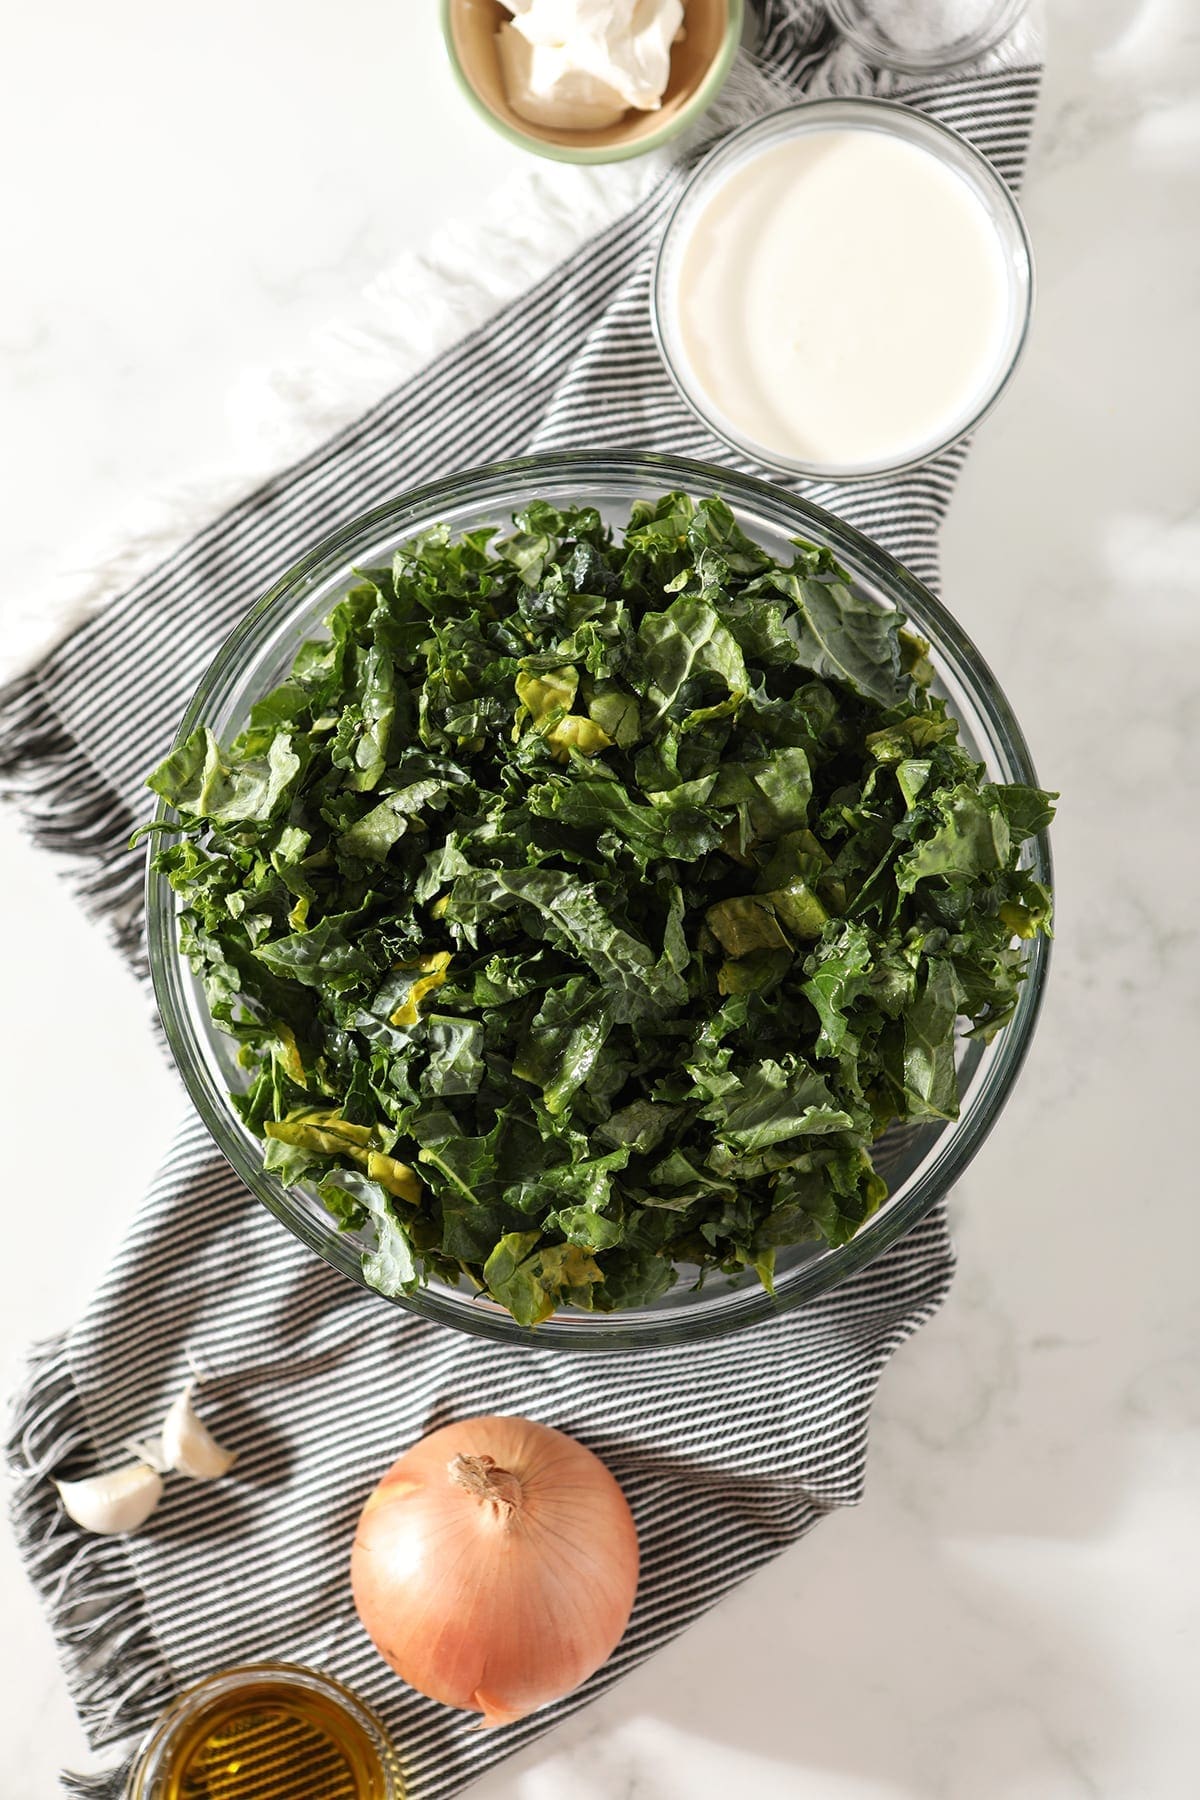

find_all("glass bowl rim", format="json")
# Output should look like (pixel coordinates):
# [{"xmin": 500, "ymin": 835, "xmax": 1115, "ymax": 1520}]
[
  {"xmin": 825, "ymin": 0, "xmax": 1031, "ymax": 74},
  {"xmin": 125, "ymin": 1661, "xmax": 402, "ymax": 1798},
  {"xmin": 147, "ymin": 448, "xmax": 1052, "ymax": 1352},
  {"xmin": 650, "ymin": 98, "xmax": 1036, "ymax": 482}
]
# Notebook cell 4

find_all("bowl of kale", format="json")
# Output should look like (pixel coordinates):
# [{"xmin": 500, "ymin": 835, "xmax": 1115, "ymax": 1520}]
[{"xmin": 145, "ymin": 452, "xmax": 1054, "ymax": 1348}]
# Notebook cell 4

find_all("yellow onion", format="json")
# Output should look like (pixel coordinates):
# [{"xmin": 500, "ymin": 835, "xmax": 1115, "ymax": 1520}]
[{"xmin": 351, "ymin": 1414, "xmax": 639, "ymax": 1726}]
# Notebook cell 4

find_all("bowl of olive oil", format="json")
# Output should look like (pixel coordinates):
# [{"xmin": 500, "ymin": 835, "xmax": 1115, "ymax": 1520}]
[{"xmin": 125, "ymin": 1663, "xmax": 403, "ymax": 1800}]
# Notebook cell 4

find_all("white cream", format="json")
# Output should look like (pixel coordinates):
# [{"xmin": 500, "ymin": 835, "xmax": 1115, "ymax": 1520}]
[
  {"xmin": 498, "ymin": 0, "xmax": 684, "ymax": 132},
  {"xmin": 671, "ymin": 127, "xmax": 1013, "ymax": 471}
]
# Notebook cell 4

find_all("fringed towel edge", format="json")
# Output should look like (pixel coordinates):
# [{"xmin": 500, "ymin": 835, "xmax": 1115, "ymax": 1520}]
[
  {"xmin": 0, "ymin": 46, "xmax": 822, "ymax": 696},
  {"xmin": 0, "ymin": 149, "xmax": 672, "ymax": 693},
  {"xmin": 5, "ymin": 1335, "xmax": 174, "ymax": 1775},
  {"xmin": 0, "ymin": 670, "xmax": 147, "ymax": 972},
  {"xmin": 58, "ymin": 1755, "xmax": 140, "ymax": 1800}
]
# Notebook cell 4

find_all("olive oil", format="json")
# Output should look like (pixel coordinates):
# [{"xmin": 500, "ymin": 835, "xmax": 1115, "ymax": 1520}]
[{"xmin": 127, "ymin": 1665, "xmax": 402, "ymax": 1800}]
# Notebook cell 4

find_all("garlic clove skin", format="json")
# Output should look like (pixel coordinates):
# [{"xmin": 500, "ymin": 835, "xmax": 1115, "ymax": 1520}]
[
  {"xmin": 161, "ymin": 1382, "xmax": 237, "ymax": 1480},
  {"xmin": 55, "ymin": 1463, "xmax": 164, "ymax": 1535},
  {"xmin": 123, "ymin": 1436, "xmax": 169, "ymax": 1474}
]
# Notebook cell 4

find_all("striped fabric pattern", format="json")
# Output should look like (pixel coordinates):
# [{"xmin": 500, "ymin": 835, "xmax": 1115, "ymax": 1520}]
[{"xmin": 2, "ymin": 5, "xmax": 1039, "ymax": 1793}]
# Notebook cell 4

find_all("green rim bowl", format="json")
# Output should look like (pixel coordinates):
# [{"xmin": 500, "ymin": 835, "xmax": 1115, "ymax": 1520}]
[{"xmin": 440, "ymin": 0, "xmax": 744, "ymax": 165}]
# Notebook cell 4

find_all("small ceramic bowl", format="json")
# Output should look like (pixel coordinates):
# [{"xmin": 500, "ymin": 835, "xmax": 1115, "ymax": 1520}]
[{"xmin": 441, "ymin": 0, "xmax": 744, "ymax": 164}]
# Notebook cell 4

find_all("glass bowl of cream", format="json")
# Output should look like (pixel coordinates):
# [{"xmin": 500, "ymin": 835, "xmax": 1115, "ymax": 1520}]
[{"xmin": 652, "ymin": 100, "xmax": 1034, "ymax": 481}]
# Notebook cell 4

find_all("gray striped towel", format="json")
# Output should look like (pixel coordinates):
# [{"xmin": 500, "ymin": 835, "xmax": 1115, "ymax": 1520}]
[{"xmin": 1, "ymin": 5, "xmax": 1041, "ymax": 1794}]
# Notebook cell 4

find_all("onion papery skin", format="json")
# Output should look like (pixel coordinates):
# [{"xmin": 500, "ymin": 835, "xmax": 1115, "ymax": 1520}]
[{"xmin": 351, "ymin": 1414, "xmax": 639, "ymax": 1725}]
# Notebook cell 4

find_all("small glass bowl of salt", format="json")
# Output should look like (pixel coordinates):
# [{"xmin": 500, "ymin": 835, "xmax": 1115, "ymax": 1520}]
[{"xmin": 826, "ymin": 0, "xmax": 1029, "ymax": 73}]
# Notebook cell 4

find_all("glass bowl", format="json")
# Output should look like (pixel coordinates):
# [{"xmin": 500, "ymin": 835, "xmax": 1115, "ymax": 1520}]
[
  {"xmin": 651, "ymin": 101, "xmax": 1034, "ymax": 482},
  {"xmin": 125, "ymin": 1663, "xmax": 403, "ymax": 1799},
  {"xmin": 826, "ymin": 0, "xmax": 1030, "ymax": 74},
  {"xmin": 147, "ymin": 451, "xmax": 1051, "ymax": 1351}
]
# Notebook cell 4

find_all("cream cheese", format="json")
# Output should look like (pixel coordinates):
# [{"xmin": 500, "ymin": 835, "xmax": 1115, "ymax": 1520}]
[{"xmin": 498, "ymin": 0, "xmax": 684, "ymax": 132}]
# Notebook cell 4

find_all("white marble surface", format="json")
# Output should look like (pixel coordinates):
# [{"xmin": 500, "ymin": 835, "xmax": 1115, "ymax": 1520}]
[{"xmin": 2, "ymin": 1, "xmax": 1198, "ymax": 1795}]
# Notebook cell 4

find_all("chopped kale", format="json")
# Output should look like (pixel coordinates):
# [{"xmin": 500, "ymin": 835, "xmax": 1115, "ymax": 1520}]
[{"xmin": 147, "ymin": 493, "xmax": 1055, "ymax": 1325}]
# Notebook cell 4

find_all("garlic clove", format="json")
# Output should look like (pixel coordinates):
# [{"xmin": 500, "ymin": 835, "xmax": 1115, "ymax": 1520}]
[
  {"xmin": 55, "ymin": 1463, "xmax": 164, "ymax": 1535},
  {"xmin": 161, "ymin": 1382, "xmax": 237, "ymax": 1480}
]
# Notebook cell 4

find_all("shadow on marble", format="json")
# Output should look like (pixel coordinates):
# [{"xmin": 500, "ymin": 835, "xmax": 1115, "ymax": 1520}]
[
  {"xmin": 646, "ymin": 1509, "xmax": 1122, "ymax": 1798},
  {"xmin": 476, "ymin": 1470, "xmax": 1126, "ymax": 1800},
  {"xmin": 867, "ymin": 1024, "xmax": 1199, "ymax": 1549}
]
